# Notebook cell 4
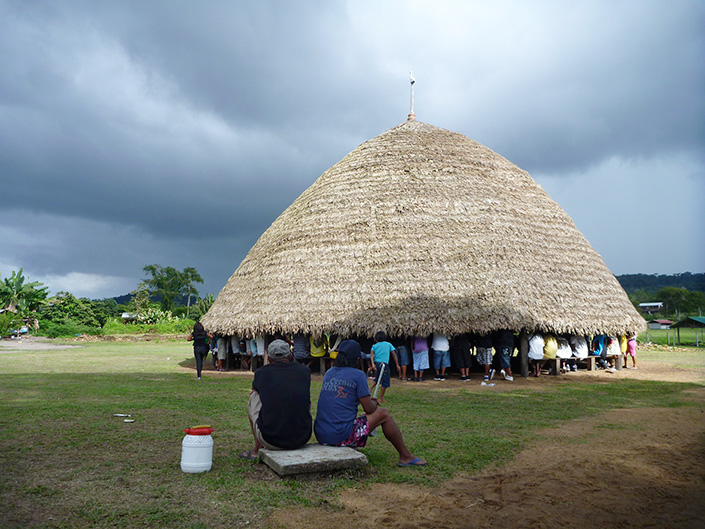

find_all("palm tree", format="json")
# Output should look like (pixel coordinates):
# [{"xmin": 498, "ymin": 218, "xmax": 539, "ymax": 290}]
[{"xmin": 0, "ymin": 268, "xmax": 49, "ymax": 316}]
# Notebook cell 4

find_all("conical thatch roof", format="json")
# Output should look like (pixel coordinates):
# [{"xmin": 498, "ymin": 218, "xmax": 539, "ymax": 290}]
[{"xmin": 202, "ymin": 119, "xmax": 645, "ymax": 339}]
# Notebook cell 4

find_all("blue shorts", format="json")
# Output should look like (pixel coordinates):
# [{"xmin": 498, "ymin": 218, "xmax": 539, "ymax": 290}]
[
  {"xmin": 397, "ymin": 345, "xmax": 410, "ymax": 366},
  {"xmin": 412, "ymin": 350, "xmax": 429, "ymax": 371},
  {"xmin": 498, "ymin": 347, "xmax": 512, "ymax": 369},
  {"xmin": 433, "ymin": 350, "xmax": 450, "ymax": 370},
  {"xmin": 373, "ymin": 362, "xmax": 391, "ymax": 388}
]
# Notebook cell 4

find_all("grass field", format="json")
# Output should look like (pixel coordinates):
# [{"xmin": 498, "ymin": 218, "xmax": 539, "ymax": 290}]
[
  {"xmin": 0, "ymin": 339, "xmax": 702, "ymax": 528},
  {"xmin": 640, "ymin": 327, "xmax": 704, "ymax": 347}
]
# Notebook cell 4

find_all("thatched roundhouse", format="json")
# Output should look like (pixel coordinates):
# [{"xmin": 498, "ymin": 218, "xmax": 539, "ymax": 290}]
[{"xmin": 202, "ymin": 118, "xmax": 645, "ymax": 340}]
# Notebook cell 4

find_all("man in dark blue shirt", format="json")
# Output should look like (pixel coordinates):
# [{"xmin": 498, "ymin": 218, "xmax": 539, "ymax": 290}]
[{"xmin": 314, "ymin": 339, "xmax": 426, "ymax": 467}]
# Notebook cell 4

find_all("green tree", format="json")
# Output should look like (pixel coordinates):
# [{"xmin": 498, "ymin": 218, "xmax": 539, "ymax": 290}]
[
  {"xmin": 181, "ymin": 267, "xmax": 204, "ymax": 317},
  {"xmin": 686, "ymin": 290, "xmax": 705, "ymax": 316},
  {"xmin": 128, "ymin": 283, "xmax": 156, "ymax": 315},
  {"xmin": 0, "ymin": 268, "xmax": 49, "ymax": 317},
  {"xmin": 88, "ymin": 298, "xmax": 120, "ymax": 326},
  {"xmin": 39, "ymin": 292, "xmax": 101, "ymax": 328},
  {"xmin": 141, "ymin": 265, "xmax": 203, "ymax": 313},
  {"xmin": 656, "ymin": 287, "xmax": 690, "ymax": 319},
  {"xmin": 142, "ymin": 265, "xmax": 184, "ymax": 312},
  {"xmin": 190, "ymin": 293, "xmax": 214, "ymax": 321}
]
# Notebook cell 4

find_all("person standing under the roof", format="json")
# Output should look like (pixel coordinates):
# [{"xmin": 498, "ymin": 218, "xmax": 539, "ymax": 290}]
[
  {"xmin": 253, "ymin": 335, "xmax": 266, "ymax": 369},
  {"xmin": 528, "ymin": 332, "xmax": 545, "ymax": 377},
  {"xmin": 431, "ymin": 332, "xmax": 451, "ymax": 381},
  {"xmin": 309, "ymin": 334, "xmax": 328, "ymax": 368},
  {"xmin": 450, "ymin": 332, "xmax": 473, "ymax": 381},
  {"xmin": 619, "ymin": 335, "xmax": 628, "ymax": 368},
  {"xmin": 591, "ymin": 334, "xmax": 611, "ymax": 370},
  {"xmin": 476, "ymin": 332, "xmax": 495, "ymax": 384},
  {"xmin": 625, "ymin": 333, "xmax": 638, "ymax": 369},
  {"xmin": 292, "ymin": 332, "xmax": 311, "ymax": 368},
  {"xmin": 214, "ymin": 334, "xmax": 229, "ymax": 371},
  {"xmin": 314, "ymin": 339, "xmax": 427, "ymax": 467},
  {"xmin": 411, "ymin": 335, "xmax": 430, "ymax": 382},
  {"xmin": 606, "ymin": 335, "xmax": 621, "ymax": 370},
  {"xmin": 591, "ymin": 334, "xmax": 603, "ymax": 356},
  {"xmin": 568, "ymin": 334, "xmax": 589, "ymax": 371},
  {"xmin": 393, "ymin": 336, "xmax": 411, "ymax": 381},
  {"xmin": 556, "ymin": 336, "xmax": 575, "ymax": 373},
  {"xmin": 543, "ymin": 333, "xmax": 558, "ymax": 373},
  {"xmin": 240, "ymin": 339, "xmax": 312, "ymax": 460},
  {"xmin": 493, "ymin": 329, "xmax": 515, "ymax": 381},
  {"xmin": 369, "ymin": 331, "xmax": 400, "ymax": 403}
]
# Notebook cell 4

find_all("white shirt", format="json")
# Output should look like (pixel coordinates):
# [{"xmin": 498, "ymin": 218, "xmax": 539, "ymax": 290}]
[
  {"xmin": 528, "ymin": 334, "xmax": 545, "ymax": 360},
  {"xmin": 431, "ymin": 333, "xmax": 450, "ymax": 352},
  {"xmin": 556, "ymin": 338, "xmax": 572, "ymax": 359},
  {"xmin": 568, "ymin": 336, "xmax": 588, "ymax": 358}
]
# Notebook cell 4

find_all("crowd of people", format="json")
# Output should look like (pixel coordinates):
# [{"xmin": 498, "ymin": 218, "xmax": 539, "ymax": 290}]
[{"xmin": 188, "ymin": 325, "xmax": 639, "ymax": 383}]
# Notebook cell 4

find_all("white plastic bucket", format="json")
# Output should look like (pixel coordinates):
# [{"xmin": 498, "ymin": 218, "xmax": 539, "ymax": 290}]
[{"xmin": 181, "ymin": 427, "xmax": 214, "ymax": 473}]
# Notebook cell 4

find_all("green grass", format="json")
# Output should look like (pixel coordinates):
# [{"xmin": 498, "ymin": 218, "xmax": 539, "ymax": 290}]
[
  {"xmin": 637, "ymin": 344, "xmax": 705, "ymax": 370},
  {"xmin": 640, "ymin": 327, "xmax": 705, "ymax": 347},
  {"xmin": 0, "ymin": 340, "xmax": 701, "ymax": 528}
]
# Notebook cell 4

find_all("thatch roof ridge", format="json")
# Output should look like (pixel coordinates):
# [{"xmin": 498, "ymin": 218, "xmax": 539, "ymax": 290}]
[{"xmin": 202, "ymin": 119, "xmax": 645, "ymax": 338}]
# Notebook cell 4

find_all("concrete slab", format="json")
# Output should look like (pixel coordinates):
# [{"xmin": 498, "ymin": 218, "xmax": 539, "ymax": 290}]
[{"xmin": 259, "ymin": 444, "xmax": 368, "ymax": 476}]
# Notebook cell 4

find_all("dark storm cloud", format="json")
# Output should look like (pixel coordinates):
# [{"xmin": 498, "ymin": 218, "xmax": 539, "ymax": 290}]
[{"xmin": 0, "ymin": 0, "xmax": 702, "ymax": 298}]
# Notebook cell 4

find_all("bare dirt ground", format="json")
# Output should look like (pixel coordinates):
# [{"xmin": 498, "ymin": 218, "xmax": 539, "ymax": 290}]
[
  {"xmin": 0, "ymin": 335, "xmax": 81, "ymax": 351},
  {"xmin": 269, "ymin": 348, "xmax": 705, "ymax": 529}
]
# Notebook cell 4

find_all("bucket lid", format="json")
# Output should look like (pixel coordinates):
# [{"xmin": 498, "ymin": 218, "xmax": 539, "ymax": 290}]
[{"xmin": 184, "ymin": 425, "xmax": 214, "ymax": 435}]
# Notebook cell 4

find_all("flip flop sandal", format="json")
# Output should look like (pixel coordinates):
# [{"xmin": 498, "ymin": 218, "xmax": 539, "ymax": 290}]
[{"xmin": 397, "ymin": 457, "xmax": 427, "ymax": 467}]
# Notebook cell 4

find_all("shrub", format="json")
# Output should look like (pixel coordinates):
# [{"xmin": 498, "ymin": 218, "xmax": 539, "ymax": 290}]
[
  {"xmin": 101, "ymin": 317, "xmax": 195, "ymax": 335},
  {"xmin": 0, "ymin": 311, "xmax": 22, "ymax": 338},
  {"xmin": 36, "ymin": 320, "xmax": 101, "ymax": 338}
]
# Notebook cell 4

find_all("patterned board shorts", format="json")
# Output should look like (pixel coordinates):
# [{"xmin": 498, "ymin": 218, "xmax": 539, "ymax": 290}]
[
  {"xmin": 338, "ymin": 416, "xmax": 370, "ymax": 449},
  {"xmin": 476, "ymin": 347, "xmax": 494, "ymax": 365}
]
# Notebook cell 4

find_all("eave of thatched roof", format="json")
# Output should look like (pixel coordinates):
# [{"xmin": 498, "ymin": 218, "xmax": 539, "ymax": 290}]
[{"xmin": 202, "ymin": 120, "xmax": 645, "ymax": 339}]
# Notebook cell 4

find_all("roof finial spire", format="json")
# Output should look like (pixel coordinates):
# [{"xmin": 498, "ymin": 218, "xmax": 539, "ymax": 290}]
[{"xmin": 408, "ymin": 71, "xmax": 416, "ymax": 121}]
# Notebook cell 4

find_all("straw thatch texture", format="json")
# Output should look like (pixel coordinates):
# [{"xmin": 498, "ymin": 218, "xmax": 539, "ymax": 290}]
[{"xmin": 202, "ymin": 120, "xmax": 645, "ymax": 338}]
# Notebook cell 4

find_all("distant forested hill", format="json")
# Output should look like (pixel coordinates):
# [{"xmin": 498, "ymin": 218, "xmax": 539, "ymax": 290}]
[{"xmin": 616, "ymin": 272, "xmax": 705, "ymax": 295}]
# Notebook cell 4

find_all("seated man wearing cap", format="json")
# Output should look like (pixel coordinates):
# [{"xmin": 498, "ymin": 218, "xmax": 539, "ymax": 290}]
[
  {"xmin": 314, "ymin": 339, "xmax": 426, "ymax": 467},
  {"xmin": 240, "ymin": 339, "xmax": 312, "ymax": 460}
]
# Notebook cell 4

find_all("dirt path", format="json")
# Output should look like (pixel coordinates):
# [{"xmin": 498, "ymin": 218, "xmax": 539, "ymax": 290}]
[
  {"xmin": 271, "ymin": 401, "xmax": 705, "ymax": 529},
  {"xmin": 0, "ymin": 336, "xmax": 80, "ymax": 352},
  {"xmin": 269, "ymin": 350, "xmax": 705, "ymax": 529}
]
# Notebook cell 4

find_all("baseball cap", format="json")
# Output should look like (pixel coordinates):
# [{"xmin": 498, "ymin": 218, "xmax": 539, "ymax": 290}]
[
  {"xmin": 268, "ymin": 339, "xmax": 290, "ymax": 359},
  {"xmin": 337, "ymin": 339, "xmax": 361, "ymax": 362}
]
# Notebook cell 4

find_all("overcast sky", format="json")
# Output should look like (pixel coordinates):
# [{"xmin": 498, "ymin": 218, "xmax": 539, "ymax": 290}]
[{"xmin": 1, "ymin": 0, "xmax": 703, "ymax": 300}]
